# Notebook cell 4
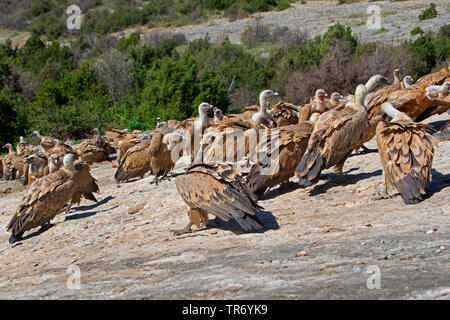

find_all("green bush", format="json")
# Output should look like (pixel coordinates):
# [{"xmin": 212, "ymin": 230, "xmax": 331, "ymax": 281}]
[
  {"xmin": 410, "ymin": 27, "xmax": 424, "ymax": 35},
  {"xmin": 418, "ymin": 3, "xmax": 437, "ymax": 21}
]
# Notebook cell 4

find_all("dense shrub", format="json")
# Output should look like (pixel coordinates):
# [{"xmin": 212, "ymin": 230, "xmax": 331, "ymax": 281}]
[
  {"xmin": 418, "ymin": 3, "xmax": 437, "ymax": 21},
  {"xmin": 0, "ymin": 23, "xmax": 449, "ymax": 143}
]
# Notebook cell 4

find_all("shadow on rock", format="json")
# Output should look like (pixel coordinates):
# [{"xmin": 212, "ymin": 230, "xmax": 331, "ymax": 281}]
[
  {"xmin": 309, "ymin": 169, "xmax": 382, "ymax": 196},
  {"xmin": 421, "ymin": 169, "xmax": 450, "ymax": 201},
  {"xmin": 71, "ymin": 195, "xmax": 115, "ymax": 212},
  {"xmin": 65, "ymin": 205, "xmax": 119, "ymax": 221},
  {"xmin": 206, "ymin": 210, "xmax": 279, "ymax": 235}
]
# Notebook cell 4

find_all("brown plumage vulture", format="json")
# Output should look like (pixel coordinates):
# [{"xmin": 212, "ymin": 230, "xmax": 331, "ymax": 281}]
[
  {"xmin": 149, "ymin": 128, "xmax": 184, "ymax": 185},
  {"xmin": 296, "ymin": 84, "xmax": 374, "ymax": 187},
  {"xmin": 271, "ymin": 101, "xmax": 299, "ymax": 127},
  {"xmin": 114, "ymin": 140, "xmax": 151, "ymax": 183},
  {"xmin": 70, "ymin": 160, "xmax": 99, "ymax": 207},
  {"xmin": 374, "ymin": 103, "xmax": 438, "ymax": 204},
  {"xmin": 6, "ymin": 154, "xmax": 78, "ymax": 243},
  {"xmin": 174, "ymin": 163, "xmax": 263, "ymax": 235},
  {"xmin": 246, "ymin": 122, "xmax": 314, "ymax": 199},
  {"xmin": 24, "ymin": 153, "xmax": 48, "ymax": 186}
]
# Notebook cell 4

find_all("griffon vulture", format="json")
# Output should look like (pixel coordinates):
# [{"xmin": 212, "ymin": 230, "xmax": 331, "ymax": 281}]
[
  {"xmin": 296, "ymin": 84, "xmax": 375, "ymax": 187},
  {"xmin": 374, "ymin": 103, "xmax": 438, "ymax": 204},
  {"xmin": 174, "ymin": 163, "xmax": 263, "ymax": 235},
  {"xmin": 6, "ymin": 154, "xmax": 78, "ymax": 243},
  {"xmin": 246, "ymin": 122, "xmax": 314, "ymax": 199}
]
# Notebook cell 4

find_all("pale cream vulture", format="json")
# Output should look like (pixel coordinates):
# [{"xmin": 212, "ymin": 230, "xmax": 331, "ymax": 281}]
[
  {"xmin": 6, "ymin": 154, "xmax": 78, "ymax": 243},
  {"xmin": 174, "ymin": 163, "xmax": 263, "ymax": 235},
  {"xmin": 374, "ymin": 103, "xmax": 438, "ymax": 204},
  {"xmin": 296, "ymin": 84, "xmax": 376, "ymax": 187},
  {"xmin": 246, "ymin": 121, "xmax": 314, "ymax": 199}
]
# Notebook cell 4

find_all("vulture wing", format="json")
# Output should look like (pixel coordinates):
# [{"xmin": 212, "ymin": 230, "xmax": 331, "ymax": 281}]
[
  {"xmin": 175, "ymin": 164, "xmax": 263, "ymax": 231},
  {"xmin": 376, "ymin": 120, "xmax": 437, "ymax": 204}
]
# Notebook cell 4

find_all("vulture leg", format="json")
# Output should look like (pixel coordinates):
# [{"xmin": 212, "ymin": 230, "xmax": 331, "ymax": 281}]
[
  {"xmin": 160, "ymin": 171, "xmax": 171, "ymax": 182},
  {"xmin": 372, "ymin": 177, "xmax": 395, "ymax": 201},
  {"xmin": 39, "ymin": 222, "xmax": 55, "ymax": 232},
  {"xmin": 150, "ymin": 172, "xmax": 160, "ymax": 185}
]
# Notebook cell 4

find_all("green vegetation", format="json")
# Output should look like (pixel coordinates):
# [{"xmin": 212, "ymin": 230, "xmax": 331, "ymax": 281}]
[
  {"xmin": 0, "ymin": 23, "xmax": 449, "ymax": 146},
  {"xmin": 411, "ymin": 27, "xmax": 424, "ymax": 36},
  {"xmin": 371, "ymin": 28, "xmax": 387, "ymax": 36},
  {"xmin": 418, "ymin": 3, "xmax": 437, "ymax": 21},
  {"xmin": 0, "ymin": 1, "xmax": 295, "ymax": 40}
]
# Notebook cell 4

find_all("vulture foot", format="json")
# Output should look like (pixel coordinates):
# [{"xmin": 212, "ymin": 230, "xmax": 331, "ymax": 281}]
[
  {"xmin": 371, "ymin": 185, "xmax": 393, "ymax": 201},
  {"xmin": 172, "ymin": 222, "xmax": 194, "ymax": 236},
  {"xmin": 9, "ymin": 234, "xmax": 23, "ymax": 244}
]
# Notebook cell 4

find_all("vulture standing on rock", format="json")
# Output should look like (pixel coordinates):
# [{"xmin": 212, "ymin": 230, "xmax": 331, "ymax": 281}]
[
  {"xmin": 6, "ymin": 154, "xmax": 78, "ymax": 243},
  {"xmin": 174, "ymin": 163, "xmax": 263, "ymax": 235},
  {"xmin": 296, "ymin": 84, "xmax": 376, "ymax": 187},
  {"xmin": 149, "ymin": 128, "xmax": 184, "ymax": 185},
  {"xmin": 246, "ymin": 121, "xmax": 314, "ymax": 199},
  {"xmin": 374, "ymin": 103, "xmax": 437, "ymax": 204},
  {"xmin": 114, "ymin": 140, "xmax": 152, "ymax": 183},
  {"xmin": 70, "ymin": 160, "xmax": 99, "ymax": 208}
]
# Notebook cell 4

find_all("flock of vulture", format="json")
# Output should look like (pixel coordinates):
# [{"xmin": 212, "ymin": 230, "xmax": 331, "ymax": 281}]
[{"xmin": 1, "ymin": 65, "xmax": 449, "ymax": 244}]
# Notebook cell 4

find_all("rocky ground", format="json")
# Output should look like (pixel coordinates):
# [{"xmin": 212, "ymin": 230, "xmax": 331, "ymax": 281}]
[
  {"xmin": 0, "ymin": 113, "xmax": 448, "ymax": 299},
  {"xmin": 133, "ymin": 0, "xmax": 450, "ymax": 46}
]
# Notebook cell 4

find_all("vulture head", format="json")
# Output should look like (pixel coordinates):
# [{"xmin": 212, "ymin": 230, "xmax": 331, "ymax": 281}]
[
  {"xmin": 31, "ymin": 130, "xmax": 43, "ymax": 140},
  {"xmin": 403, "ymin": 76, "xmax": 414, "ymax": 88},
  {"xmin": 63, "ymin": 153, "xmax": 77, "ymax": 170},
  {"xmin": 24, "ymin": 154, "xmax": 39, "ymax": 164},
  {"xmin": 198, "ymin": 102, "xmax": 214, "ymax": 115},
  {"xmin": 330, "ymin": 92, "xmax": 344, "ymax": 103},
  {"xmin": 156, "ymin": 117, "xmax": 168, "ymax": 128},
  {"xmin": 213, "ymin": 107, "xmax": 223, "ymax": 122},
  {"xmin": 365, "ymin": 74, "xmax": 390, "ymax": 92},
  {"xmin": 3, "ymin": 143, "xmax": 12, "ymax": 152},
  {"xmin": 163, "ymin": 132, "xmax": 185, "ymax": 151},
  {"xmin": 48, "ymin": 154, "xmax": 60, "ymax": 173},
  {"xmin": 393, "ymin": 68, "xmax": 401, "ymax": 83},
  {"xmin": 259, "ymin": 90, "xmax": 279, "ymax": 112}
]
